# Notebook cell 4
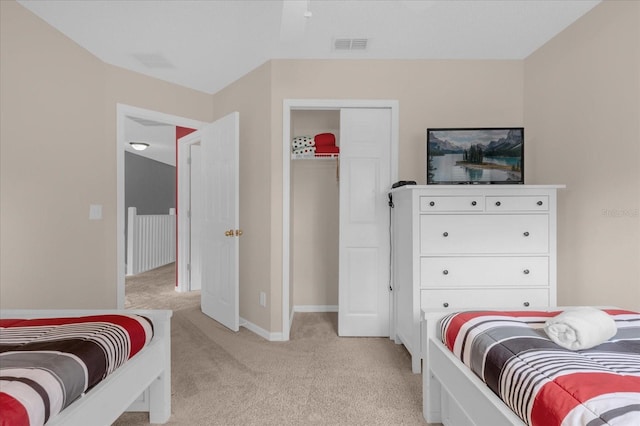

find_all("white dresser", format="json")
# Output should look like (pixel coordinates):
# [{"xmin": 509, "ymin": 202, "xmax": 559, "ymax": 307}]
[{"xmin": 390, "ymin": 185, "xmax": 563, "ymax": 373}]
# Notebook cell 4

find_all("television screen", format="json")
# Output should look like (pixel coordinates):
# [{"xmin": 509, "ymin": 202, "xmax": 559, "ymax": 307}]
[{"xmin": 426, "ymin": 127, "xmax": 524, "ymax": 184}]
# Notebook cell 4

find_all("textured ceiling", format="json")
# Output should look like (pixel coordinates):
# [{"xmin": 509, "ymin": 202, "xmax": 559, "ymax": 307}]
[{"xmin": 18, "ymin": 0, "xmax": 601, "ymax": 95}]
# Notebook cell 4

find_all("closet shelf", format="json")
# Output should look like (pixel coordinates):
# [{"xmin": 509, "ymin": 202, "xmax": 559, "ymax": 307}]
[{"xmin": 291, "ymin": 153, "xmax": 339, "ymax": 160}]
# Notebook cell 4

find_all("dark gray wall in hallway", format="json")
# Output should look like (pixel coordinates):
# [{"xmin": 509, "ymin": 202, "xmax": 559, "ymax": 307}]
[{"xmin": 125, "ymin": 151, "xmax": 175, "ymax": 215}]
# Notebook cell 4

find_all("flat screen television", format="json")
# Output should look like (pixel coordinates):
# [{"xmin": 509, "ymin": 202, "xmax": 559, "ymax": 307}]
[{"xmin": 426, "ymin": 127, "xmax": 524, "ymax": 184}]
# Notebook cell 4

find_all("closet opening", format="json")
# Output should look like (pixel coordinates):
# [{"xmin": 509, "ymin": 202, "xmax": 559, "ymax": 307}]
[
  {"xmin": 290, "ymin": 109, "xmax": 341, "ymax": 335},
  {"xmin": 283, "ymin": 99, "xmax": 399, "ymax": 342}
]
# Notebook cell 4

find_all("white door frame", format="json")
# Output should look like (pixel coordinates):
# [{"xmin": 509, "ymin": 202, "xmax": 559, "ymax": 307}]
[
  {"xmin": 176, "ymin": 132, "xmax": 205, "ymax": 294},
  {"xmin": 116, "ymin": 104, "xmax": 205, "ymax": 308},
  {"xmin": 282, "ymin": 99, "xmax": 399, "ymax": 341},
  {"xmin": 189, "ymin": 144, "xmax": 203, "ymax": 292}
]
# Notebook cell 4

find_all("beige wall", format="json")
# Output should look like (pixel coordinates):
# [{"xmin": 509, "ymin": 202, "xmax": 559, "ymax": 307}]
[
  {"xmin": 212, "ymin": 63, "xmax": 273, "ymax": 330},
  {"xmin": 0, "ymin": 1, "xmax": 213, "ymax": 308},
  {"xmin": 524, "ymin": 0, "xmax": 640, "ymax": 311},
  {"xmin": 1, "ymin": 1, "xmax": 107, "ymax": 308},
  {"xmin": 291, "ymin": 160, "xmax": 340, "ymax": 306}
]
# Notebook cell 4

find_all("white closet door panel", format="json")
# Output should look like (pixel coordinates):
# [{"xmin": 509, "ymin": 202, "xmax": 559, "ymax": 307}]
[
  {"xmin": 346, "ymin": 248, "xmax": 379, "ymax": 313},
  {"xmin": 344, "ymin": 158, "xmax": 379, "ymax": 245},
  {"xmin": 339, "ymin": 108, "xmax": 391, "ymax": 337}
]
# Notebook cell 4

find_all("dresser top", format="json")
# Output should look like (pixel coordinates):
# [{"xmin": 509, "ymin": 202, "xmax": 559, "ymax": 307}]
[{"xmin": 389, "ymin": 184, "xmax": 565, "ymax": 194}]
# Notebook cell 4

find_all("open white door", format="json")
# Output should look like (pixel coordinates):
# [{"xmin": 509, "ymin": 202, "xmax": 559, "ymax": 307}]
[
  {"xmin": 178, "ymin": 112, "xmax": 239, "ymax": 332},
  {"xmin": 338, "ymin": 108, "xmax": 392, "ymax": 336}
]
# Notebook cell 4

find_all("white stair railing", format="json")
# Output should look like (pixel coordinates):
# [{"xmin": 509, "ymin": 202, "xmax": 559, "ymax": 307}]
[{"xmin": 126, "ymin": 207, "xmax": 176, "ymax": 276}]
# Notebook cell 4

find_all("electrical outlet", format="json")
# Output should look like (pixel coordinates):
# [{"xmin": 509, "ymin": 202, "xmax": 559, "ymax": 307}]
[{"xmin": 259, "ymin": 292, "xmax": 267, "ymax": 307}]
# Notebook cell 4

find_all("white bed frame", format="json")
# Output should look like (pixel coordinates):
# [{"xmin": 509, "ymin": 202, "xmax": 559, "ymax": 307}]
[
  {"xmin": 422, "ymin": 309, "xmax": 529, "ymax": 426},
  {"xmin": 0, "ymin": 309, "xmax": 172, "ymax": 426},
  {"xmin": 422, "ymin": 306, "xmax": 622, "ymax": 425}
]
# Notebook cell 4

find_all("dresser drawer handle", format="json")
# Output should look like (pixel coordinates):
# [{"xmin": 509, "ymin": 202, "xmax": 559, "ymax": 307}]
[
  {"xmin": 471, "ymin": 201, "xmax": 477, "ymax": 206},
  {"xmin": 443, "ymin": 302, "xmax": 449, "ymax": 308},
  {"xmin": 523, "ymin": 231, "xmax": 530, "ymax": 237},
  {"xmin": 429, "ymin": 201, "xmax": 435, "ymax": 207},
  {"xmin": 442, "ymin": 269, "xmax": 449, "ymax": 275},
  {"xmin": 443, "ymin": 232, "xmax": 449, "ymax": 237},
  {"xmin": 523, "ymin": 269, "xmax": 530, "ymax": 275},
  {"xmin": 495, "ymin": 201, "xmax": 501, "ymax": 207},
  {"xmin": 523, "ymin": 302, "xmax": 530, "ymax": 307},
  {"xmin": 537, "ymin": 200, "xmax": 543, "ymax": 206}
]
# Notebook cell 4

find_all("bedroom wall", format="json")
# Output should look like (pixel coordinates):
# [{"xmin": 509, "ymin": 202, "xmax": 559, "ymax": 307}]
[
  {"xmin": 211, "ymin": 62, "xmax": 273, "ymax": 332},
  {"xmin": 208, "ymin": 59, "xmax": 523, "ymax": 333},
  {"xmin": 7, "ymin": 0, "xmax": 635, "ymax": 332},
  {"xmin": 0, "ymin": 0, "xmax": 213, "ymax": 309},
  {"xmin": 267, "ymin": 59, "xmax": 525, "ymax": 332},
  {"xmin": 524, "ymin": 0, "xmax": 640, "ymax": 311}
]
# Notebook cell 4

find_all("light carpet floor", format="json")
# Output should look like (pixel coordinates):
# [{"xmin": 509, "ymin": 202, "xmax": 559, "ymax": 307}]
[{"xmin": 114, "ymin": 263, "xmax": 432, "ymax": 425}]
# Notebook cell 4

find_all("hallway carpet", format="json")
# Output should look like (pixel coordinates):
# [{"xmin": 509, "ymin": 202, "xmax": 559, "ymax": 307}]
[{"xmin": 114, "ymin": 263, "xmax": 430, "ymax": 425}]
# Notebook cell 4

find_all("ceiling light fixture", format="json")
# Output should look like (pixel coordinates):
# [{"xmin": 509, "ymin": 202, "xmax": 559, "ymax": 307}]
[{"xmin": 130, "ymin": 142, "xmax": 150, "ymax": 151}]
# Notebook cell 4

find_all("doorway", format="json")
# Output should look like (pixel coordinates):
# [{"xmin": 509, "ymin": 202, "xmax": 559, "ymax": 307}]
[
  {"xmin": 290, "ymin": 110, "xmax": 340, "ymax": 318},
  {"xmin": 116, "ymin": 104, "xmax": 204, "ymax": 308},
  {"xmin": 282, "ymin": 99, "xmax": 399, "ymax": 341}
]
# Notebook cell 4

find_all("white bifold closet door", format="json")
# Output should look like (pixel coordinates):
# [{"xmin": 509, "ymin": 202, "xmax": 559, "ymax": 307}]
[{"xmin": 338, "ymin": 108, "xmax": 392, "ymax": 336}]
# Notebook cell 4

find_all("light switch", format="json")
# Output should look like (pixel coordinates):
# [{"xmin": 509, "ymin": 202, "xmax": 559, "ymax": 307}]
[{"xmin": 89, "ymin": 204, "xmax": 103, "ymax": 220}]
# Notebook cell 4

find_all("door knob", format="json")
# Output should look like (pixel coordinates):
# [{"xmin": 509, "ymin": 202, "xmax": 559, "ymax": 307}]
[
  {"xmin": 224, "ymin": 229, "xmax": 234, "ymax": 237},
  {"xmin": 235, "ymin": 229, "xmax": 243, "ymax": 237}
]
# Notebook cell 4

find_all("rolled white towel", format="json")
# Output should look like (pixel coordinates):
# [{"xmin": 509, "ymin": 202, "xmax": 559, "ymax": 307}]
[
  {"xmin": 544, "ymin": 307, "xmax": 617, "ymax": 350},
  {"xmin": 292, "ymin": 146, "xmax": 316, "ymax": 155}
]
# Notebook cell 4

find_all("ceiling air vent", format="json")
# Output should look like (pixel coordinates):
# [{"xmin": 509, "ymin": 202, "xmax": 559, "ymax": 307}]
[{"xmin": 333, "ymin": 38, "xmax": 369, "ymax": 51}]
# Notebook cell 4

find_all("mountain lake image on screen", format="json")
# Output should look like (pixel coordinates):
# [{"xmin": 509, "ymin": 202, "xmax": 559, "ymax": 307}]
[{"xmin": 426, "ymin": 127, "xmax": 524, "ymax": 184}]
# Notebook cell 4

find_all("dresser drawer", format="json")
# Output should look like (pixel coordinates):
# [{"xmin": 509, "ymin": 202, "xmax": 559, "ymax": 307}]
[
  {"xmin": 420, "ymin": 196, "xmax": 483, "ymax": 212},
  {"xmin": 420, "ymin": 288, "xmax": 549, "ymax": 310},
  {"xmin": 420, "ymin": 214, "xmax": 549, "ymax": 255},
  {"xmin": 420, "ymin": 256, "xmax": 549, "ymax": 287},
  {"xmin": 486, "ymin": 195, "xmax": 549, "ymax": 211}
]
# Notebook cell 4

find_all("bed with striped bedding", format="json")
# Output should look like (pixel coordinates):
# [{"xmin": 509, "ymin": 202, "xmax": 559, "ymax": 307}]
[
  {"xmin": 439, "ymin": 309, "xmax": 640, "ymax": 426},
  {"xmin": 0, "ymin": 314, "xmax": 154, "ymax": 426}
]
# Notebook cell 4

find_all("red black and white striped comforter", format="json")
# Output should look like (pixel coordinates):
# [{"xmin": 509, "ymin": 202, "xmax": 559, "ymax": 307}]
[
  {"xmin": 440, "ymin": 309, "xmax": 640, "ymax": 426},
  {"xmin": 0, "ymin": 314, "xmax": 153, "ymax": 426}
]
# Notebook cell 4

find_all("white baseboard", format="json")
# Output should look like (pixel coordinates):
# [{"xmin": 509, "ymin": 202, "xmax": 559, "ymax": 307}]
[
  {"xmin": 241, "ymin": 306, "xmax": 337, "ymax": 342},
  {"xmin": 239, "ymin": 317, "xmax": 285, "ymax": 342}
]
